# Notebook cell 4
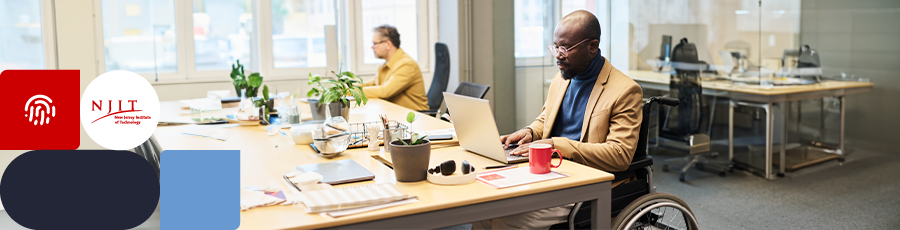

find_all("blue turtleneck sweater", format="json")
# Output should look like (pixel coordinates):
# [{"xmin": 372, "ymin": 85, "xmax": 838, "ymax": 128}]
[{"xmin": 549, "ymin": 52, "xmax": 605, "ymax": 141}]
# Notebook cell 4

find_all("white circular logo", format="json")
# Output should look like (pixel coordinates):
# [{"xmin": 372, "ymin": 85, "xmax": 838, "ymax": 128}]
[{"xmin": 80, "ymin": 70, "xmax": 160, "ymax": 150}]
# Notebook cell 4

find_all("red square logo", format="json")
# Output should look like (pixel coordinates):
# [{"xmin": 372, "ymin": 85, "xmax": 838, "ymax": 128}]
[{"xmin": 0, "ymin": 70, "xmax": 80, "ymax": 150}]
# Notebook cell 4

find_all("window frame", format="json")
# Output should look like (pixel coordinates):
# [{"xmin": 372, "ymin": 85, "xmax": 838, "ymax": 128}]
[
  {"xmin": 514, "ymin": 0, "xmax": 611, "ymax": 67},
  {"xmin": 93, "ymin": 0, "xmax": 190, "ymax": 82},
  {"xmin": 41, "ymin": 0, "xmax": 58, "ymax": 69},
  {"xmin": 2, "ymin": 0, "xmax": 59, "ymax": 70},
  {"xmin": 257, "ymin": 0, "xmax": 333, "ymax": 81},
  {"xmin": 92, "ymin": 0, "xmax": 437, "ymax": 84}
]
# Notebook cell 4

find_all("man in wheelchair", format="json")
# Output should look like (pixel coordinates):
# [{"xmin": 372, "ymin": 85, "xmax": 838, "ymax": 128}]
[
  {"xmin": 482, "ymin": 10, "xmax": 644, "ymax": 229},
  {"xmin": 482, "ymin": 10, "xmax": 699, "ymax": 230}
]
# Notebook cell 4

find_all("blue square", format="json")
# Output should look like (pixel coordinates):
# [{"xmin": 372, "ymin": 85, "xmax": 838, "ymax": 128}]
[{"xmin": 161, "ymin": 150, "xmax": 240, "ymax": 230}]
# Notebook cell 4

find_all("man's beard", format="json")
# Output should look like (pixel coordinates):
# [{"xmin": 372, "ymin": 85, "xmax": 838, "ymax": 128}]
[{"xmin": 559, "ymin": 59, "xmax": 589, "ymax": 80}]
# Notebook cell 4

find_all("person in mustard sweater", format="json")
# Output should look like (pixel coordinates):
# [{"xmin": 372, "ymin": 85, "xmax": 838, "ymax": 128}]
[{"xmin": 361, "ymin": 25, "xmax": 429, "ymax": 111}]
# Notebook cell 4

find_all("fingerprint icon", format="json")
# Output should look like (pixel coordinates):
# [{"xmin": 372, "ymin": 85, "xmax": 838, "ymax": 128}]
[{"xmin": 25, "ymin": 95, "xmax": 55, "ymax": 126}]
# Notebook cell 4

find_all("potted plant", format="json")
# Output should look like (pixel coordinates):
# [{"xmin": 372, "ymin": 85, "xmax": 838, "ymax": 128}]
[
  {"xmin": 253, "ymin": 85, "xmax": 271, "ymax": 125},
  {"xmin": 307, "ymin": 65, "xmax": 368, "ymax": 121},
  {"xmin": 229, "ymin": 60, "xmax": 247, "ymax": 97},
  {"xmin": 229, "ymin": 60, "xmax": 262, "ymax": 97},
  {"xmin": 389, "ymin": 112, "xmax": 431, "ymax": 182},
  {"xmin": 230, "ymin": 60, "xmax": 273, "ymax": 124}
]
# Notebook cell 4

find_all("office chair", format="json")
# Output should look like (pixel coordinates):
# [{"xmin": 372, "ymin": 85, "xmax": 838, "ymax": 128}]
[
  {"xmin": 133, "ymin": 135, "xmax": 162, "ymax": 179},
  {"xmin": 549, "ymin": 97, "xmax": 699, "ymax": 230},
  {"xmin": 454, "ymin": 81, "xmax": 490, "ymax": 99},
  {"xmin": 659, "ymin": 38, "xmax": 732, "ymax": 182},
  {"xmin": 439, "ymin": 81, "xmax": 490, "ymax": 121},
  {"xmin": 420, "ymin": 42, "xmax": 451, "ymax": 117}
]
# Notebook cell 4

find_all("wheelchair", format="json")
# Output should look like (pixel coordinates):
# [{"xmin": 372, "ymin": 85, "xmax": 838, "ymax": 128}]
[{"xmin": 550, "ymin": 96, "xmax": 700, "ymax": 230}]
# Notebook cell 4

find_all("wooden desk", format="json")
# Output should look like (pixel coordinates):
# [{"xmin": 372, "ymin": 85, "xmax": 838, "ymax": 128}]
[
  {"xmin": 625, "ymin": 70, "xmax": 874, "ymax": 179},
  {"xmin": 154, "ymin": 99, "xmax": 614, "ymax": 229}
]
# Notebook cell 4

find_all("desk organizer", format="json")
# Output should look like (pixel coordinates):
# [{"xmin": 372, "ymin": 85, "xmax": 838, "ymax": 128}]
[{"xmin": 347, "ymin": 120, "xmax": 409, "ymax": 149}]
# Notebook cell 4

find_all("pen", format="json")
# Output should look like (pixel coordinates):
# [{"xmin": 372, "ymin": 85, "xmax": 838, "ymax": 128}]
[{"xmin": 484, "ymin": 164, "xmax": 516, "ymax": 169}]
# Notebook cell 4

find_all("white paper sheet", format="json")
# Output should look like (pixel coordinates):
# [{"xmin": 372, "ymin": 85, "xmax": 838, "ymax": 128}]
[{"xmin": 476, "ymin": 166, "xmax": 568, "ymax": 189}]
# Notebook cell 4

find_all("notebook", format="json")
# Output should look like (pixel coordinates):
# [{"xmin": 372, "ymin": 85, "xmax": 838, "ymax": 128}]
[
  {"xmin": 298, "ymin": 183, "xmax": 414, "ymax": 213},
  {"xmin": 289, "ymin": 159, "xmax": 375, "ymax": 186}
]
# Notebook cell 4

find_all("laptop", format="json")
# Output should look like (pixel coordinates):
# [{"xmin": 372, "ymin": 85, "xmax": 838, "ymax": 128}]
[{"xmin": 442, "ymin": 93, "xmax": 528, "ymax": 164}]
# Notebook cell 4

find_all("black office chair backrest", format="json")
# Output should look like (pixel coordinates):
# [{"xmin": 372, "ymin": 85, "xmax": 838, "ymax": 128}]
[
  {"xmin": 427, "ymin": 43, "xmax": 451, "ymax": 111},
  {"xmin": 454, "ymin": 81, "xmax": 490, "ymax": 99},
  {"xmin": 636, "ymin": 97, "xmax": 680, "ymax": 160},
  {"xmin": 666, "ymin": 38, "xmax": 704, "ymax": 136}
]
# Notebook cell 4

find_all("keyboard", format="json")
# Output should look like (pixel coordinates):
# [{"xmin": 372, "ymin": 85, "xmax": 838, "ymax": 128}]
[
  {"xmin": 507, "ymin": 154, "xmax": 527, "ymax": 161},
  {"xmin": 504, "ymin": 148, "xmax": 527, "ymax": 161},
  {"xmin": 502, "ymin": 144, "xmax": 528, "ymax": 162}
]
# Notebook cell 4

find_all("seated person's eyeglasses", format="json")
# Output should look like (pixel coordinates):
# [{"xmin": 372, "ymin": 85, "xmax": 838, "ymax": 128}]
[{"xmin": 548, "ymin": 38, "xmax": 592, "ymax": 58}]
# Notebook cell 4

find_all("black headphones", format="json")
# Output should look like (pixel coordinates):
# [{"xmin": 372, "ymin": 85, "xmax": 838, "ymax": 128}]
[{"xmin": 426, "ymin": 160, "xmax": 477, "ymax": 185}]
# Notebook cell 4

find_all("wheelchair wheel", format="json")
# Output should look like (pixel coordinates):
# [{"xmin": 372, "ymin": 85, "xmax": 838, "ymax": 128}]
[{"xmin": 612, "ymin": 192, "xmax": 699, "ymax": 230}]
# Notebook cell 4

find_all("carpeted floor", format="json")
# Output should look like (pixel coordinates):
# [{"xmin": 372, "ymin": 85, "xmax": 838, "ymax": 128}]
[{"xmin": 650, "ymin": 145, "xmax": 900, "ymax": 229}]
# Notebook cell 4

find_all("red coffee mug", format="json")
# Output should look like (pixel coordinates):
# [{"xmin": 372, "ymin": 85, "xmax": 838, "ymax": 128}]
[{"xmin": 529, "ymin": 143, "xmax": 562, "ymax": 174}]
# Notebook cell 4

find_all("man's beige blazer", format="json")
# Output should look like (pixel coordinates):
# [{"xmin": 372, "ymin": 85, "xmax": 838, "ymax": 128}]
[{"xmin": 528, "ymin": 56, "xmax": 643, "ymax": 178}]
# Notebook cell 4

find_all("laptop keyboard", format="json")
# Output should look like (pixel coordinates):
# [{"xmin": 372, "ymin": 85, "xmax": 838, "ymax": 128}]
[{"xmin": 504, "ymin": 148, "xmax": 528, "ymax": 160}]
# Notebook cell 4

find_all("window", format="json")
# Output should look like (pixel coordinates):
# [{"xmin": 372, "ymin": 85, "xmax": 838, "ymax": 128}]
[
  {"xmin": 513, "ymin": 0, "xmax": 610, "ymax": 61},
  {"xmin": 514, "ymin": 0, "xmax": 545, "ymax": 58},
  {"xmin": 561, "ymin": 0, "xmax": 597, "ymax": 16},
  {"xmin": 360, "ymin": 0, "xmax": 418, "ymax": 64},
  {"xmin": 0, "ymin": 0, "xmax": 54, "ymax": 71},
  {"xmin": 271, "ymin": 0, "xmax": 335, "ymax": 69},
  {"xmin": 192, "ymin": 0, "xmax": 253, "ymax": 71},
  {"xmin": 94, "ymin": 0, "xmax": 435, "ymax": 82},
  {"xmin": 100, "ymin": 0, "xmax": 178, "ymax": 74}
]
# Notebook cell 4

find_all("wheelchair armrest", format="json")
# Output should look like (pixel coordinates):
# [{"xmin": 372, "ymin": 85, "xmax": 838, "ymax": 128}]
[{"xmin": 611, "ymin": 157, "xmax": 654, "ymax": 181}]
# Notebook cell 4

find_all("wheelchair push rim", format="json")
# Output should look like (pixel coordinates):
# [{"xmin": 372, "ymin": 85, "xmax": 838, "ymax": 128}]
[{"xmin": 614, "ymin": 193, "xmax": 699, "ymax": 230}]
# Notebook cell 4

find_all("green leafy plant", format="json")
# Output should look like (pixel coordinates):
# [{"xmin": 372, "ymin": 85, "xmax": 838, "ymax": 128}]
[
  {"xmin": 396, "ymin": 112, "xmax": 428, "ymax": 146},
  {"xmin": 307, "ymin": 65, "xmax": 368, "ymax": 108},
  {"xmin": 230, "ymin": 60, "xmax": 263, "ymax": 97},
  {"xmin": 252, "ymin": 85, "xmax": 270, "ymax": 122},
  {"xmin": 229, "ymin": 60, "xmax": 247, "ymax": 96}
]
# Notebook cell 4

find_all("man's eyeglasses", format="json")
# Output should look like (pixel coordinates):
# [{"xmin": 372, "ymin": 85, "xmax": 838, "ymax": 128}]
[
  {"xmin": 372, "ymin": 40, "xmax": 388, "ymax": 47},
  {"xmin": 548, "ymin": 38, "xmax": 592, "ymax": 58}
]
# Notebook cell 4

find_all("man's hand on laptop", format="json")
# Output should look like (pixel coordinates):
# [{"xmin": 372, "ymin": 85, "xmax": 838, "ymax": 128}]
[
  {"xmin": 501, "ymin": 127, "xmax": 534, "ymax": 149},
  {"xmin": 508, "ymin": 139, "xmax": 553, "ymax": 157}
]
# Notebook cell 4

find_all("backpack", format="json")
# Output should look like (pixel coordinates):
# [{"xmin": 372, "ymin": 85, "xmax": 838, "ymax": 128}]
[
  {"xmin": 671, "ymin": 38, "xmax": 699, "ymax": 64},
  {"xmin": 797, "ymin": 45, "xmax": 820, "ymax": 68}
]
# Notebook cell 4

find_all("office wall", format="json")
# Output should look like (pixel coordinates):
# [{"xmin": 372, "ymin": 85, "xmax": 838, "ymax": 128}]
[
  {"xmin": 515, "ymin": 66, "xmax": 561, "ymax": 129},
  {"xmin": 470, "ymin": 0, "xmax": 517, "ymax": 134},
  {"xmin": 438, "ymin": 0, "xmax": 461, "ymax": 93},
  {"xmin": 800, "ymin": 0, "xmax": 900, "ymax": 152},
  {"xmin": 57, "ymin": 0, "xmax": 103, "ymax": 150}
]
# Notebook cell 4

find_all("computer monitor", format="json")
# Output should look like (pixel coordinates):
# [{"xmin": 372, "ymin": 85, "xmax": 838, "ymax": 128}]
[{"xmin": 660, "ymin": 35, "xmax": 673, "ymax": 61}]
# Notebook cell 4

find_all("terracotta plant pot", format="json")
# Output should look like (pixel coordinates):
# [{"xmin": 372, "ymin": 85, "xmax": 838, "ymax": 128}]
[{"xmin": 389, "ymin": 139, "xmax": 431, "ymax": 182}]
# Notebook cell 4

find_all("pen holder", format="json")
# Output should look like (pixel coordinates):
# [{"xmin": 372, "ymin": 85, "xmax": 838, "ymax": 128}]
[
  {"xmin": 383, "ymin": 127, "xmax": 408, "ymax": 152},
  {"xmin": 346, "ymin": 120, "xmax": 409, "ymax": 149}
]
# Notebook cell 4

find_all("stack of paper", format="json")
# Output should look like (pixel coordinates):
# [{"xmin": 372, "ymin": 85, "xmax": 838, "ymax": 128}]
[
  {"xmin": 298, "ymin": 183, "xmax": 414, "ymax": 213},
  {"xmin": 240, "ymin": 188, "xmax": 285, "ymax": 211}
]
